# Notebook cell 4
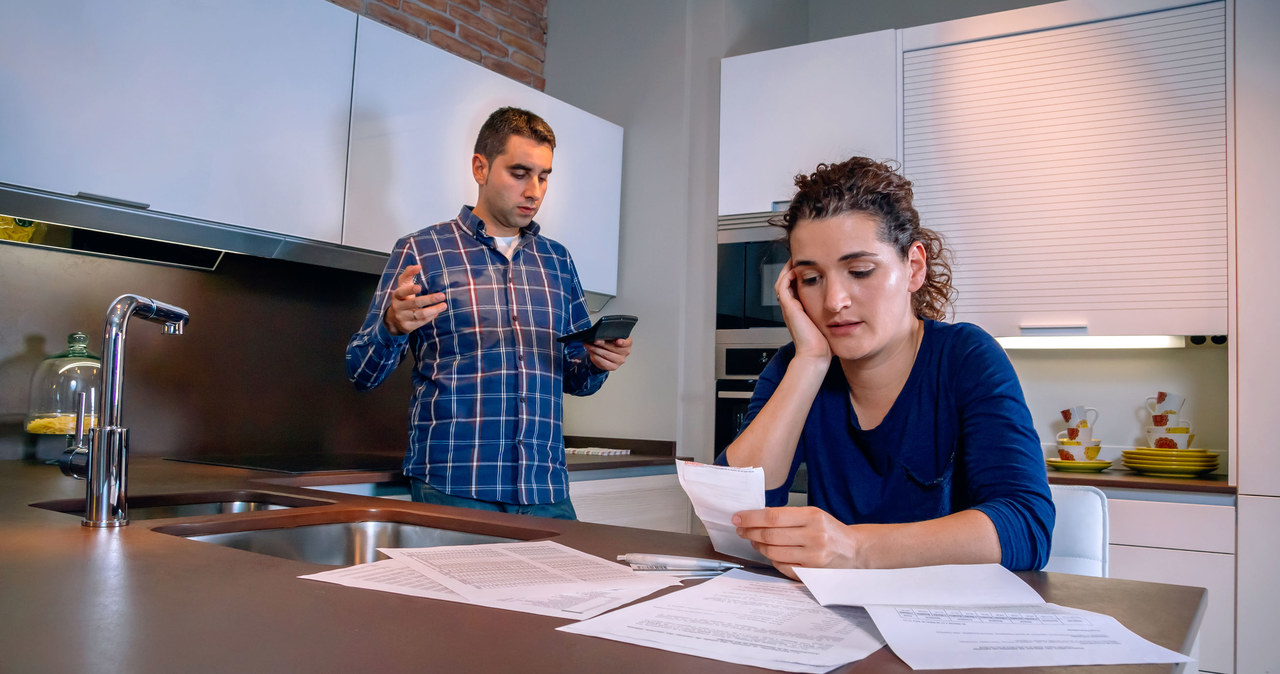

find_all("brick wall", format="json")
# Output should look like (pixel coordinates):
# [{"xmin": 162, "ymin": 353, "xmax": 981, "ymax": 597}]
[{"xmin": 327, "ymin": 0, "xmax": 548, "ymax": 90}]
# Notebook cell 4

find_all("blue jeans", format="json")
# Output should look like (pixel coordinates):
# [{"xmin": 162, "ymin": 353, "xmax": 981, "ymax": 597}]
[{"xmin": 409, "ymin": 478, "xmax": 578, "ymax": 520}]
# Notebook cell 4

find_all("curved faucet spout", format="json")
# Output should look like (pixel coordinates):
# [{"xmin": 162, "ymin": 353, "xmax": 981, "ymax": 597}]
[{"xmin": 83, "ymin": 294, "xmax": 190, "ymax": 528}]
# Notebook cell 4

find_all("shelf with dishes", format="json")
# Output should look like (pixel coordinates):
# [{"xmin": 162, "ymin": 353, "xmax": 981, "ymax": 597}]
[{"xmin": 1044, "ymin": 391, "xmax": 1221, "ymax": 479}]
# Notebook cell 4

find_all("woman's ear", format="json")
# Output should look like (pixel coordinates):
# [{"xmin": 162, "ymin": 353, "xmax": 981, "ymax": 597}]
[{"xmin": 907, "ymin": 240, "xmax": 927, "ymax": 293}]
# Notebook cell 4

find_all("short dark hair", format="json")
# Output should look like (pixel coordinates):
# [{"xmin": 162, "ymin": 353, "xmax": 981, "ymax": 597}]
[
  {"xmin": 474, "ymin": 107, "xmax": 556, "ymax": 162},
  {"xmin": 774, "ymin": 156, "xmax": 955, "ymax": 321}
]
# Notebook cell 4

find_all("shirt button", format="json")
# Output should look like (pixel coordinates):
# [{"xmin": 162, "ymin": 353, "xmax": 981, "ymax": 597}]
[
  {"xmin": 520, "ymin": 396, "xmax": 527, "ymax": 404},
  {"xmin": 517, "ymin": 353, "xmax": 524, "ymax": 361}
]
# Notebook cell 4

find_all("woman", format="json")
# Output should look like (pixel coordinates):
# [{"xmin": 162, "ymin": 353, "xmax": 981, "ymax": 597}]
[{"xmin": 720, "ymin": 157, "xmax": 1053, "ymax": 578}]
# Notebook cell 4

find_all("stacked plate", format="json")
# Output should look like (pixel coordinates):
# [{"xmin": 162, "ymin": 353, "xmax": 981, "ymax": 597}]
[
  {"xmin": 1121, "ymin": 447, "xmax": 1218, "ymax": 478},
  {"xmin": 1046, "ymin": 458, "xmax": 1111, "ymax": 473}
]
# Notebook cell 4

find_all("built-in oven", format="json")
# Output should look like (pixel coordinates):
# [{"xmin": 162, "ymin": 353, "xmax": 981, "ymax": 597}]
[
  {"xmin": 717, "ymin": 222, "xmax": 790, "ymax": 339},
  {"xmin": 716, "ymin": 212, "xmax": 806, "ymax": 500},
  {"xmin": 714, "ymin": 342, "xmax": 808, "ymax": 503},
  {"xmin": 714, "ymin": 344, "xmax": 779, "ymax": 459}
]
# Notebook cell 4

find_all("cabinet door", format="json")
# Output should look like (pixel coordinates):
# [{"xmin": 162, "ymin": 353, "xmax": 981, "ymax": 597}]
[
  {"xmin": 344, "ymin": 17, "xmax": 622, "ymax": 297},
  {"xmin": 1236, "ymin": 495, "xmax": 1280, "ymax": 674},
  {"xmin": 1110, "ymin": 545, "xmax": 1233, "ymax": 673},
  {"xmin": 719, "ymin": 30, "xmax": 898, "ymax": 216},
  {"xmin": 900, "ymin": 2, "xmax": 1228, "ymax": 337},
  {"xmin": 0, "ymin": 0, "xmax": 355, "ymax": 243},
  {"xmin": 1236, "ymin": 0, "xmax": 1280, "ymax": 496}
]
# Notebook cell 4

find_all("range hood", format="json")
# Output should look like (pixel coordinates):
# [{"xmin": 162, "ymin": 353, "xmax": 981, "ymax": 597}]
[{"xmin": 0, "ymin": 182, "xmax": 389, "ymax": 275}]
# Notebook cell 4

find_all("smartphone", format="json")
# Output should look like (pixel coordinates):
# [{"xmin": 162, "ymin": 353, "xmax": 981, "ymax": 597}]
[{"xmin": 557, "ymin": 314, "xmax": 638, "ymax": 343}]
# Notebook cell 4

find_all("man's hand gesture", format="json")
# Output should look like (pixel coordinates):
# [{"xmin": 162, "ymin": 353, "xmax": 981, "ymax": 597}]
[{"xmin": 384, "ymin": 265, "xmax": 447, "ymax": 336}]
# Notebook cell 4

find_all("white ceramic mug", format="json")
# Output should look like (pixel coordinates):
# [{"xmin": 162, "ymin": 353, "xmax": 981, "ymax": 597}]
[
  {"xmin": 1146, "ymin": 392, "xmax": 1186, "ymax": 417},
  {"xmin": 1145, "ymin": 430, "xmax": 1194, "ymax": 450},
  {"xmin": 1152, "ymin": 411, "xmax": 1187, "ymax": 427},
  {"xmin": 1060, "ymin": 405, "xmax": 1099, "ymax": 429},
  {"xmin": 1056, "ymin": 427, "xmax": 1093, "ymax": 443}
]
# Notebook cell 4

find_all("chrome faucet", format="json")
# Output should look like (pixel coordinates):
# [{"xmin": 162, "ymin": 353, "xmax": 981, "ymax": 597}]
[{"xmin": 61, "ymin": 294, "xmax": 189, "ymax": 527}]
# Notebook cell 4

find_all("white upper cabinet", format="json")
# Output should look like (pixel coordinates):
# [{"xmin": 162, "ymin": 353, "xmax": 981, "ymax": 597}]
[
  {"xmin": 0, "ymin": 0, "xmax": 356, "ymax": 244},
  {"xmin": 719, "ymin": 30, "xmax": 898, "ymax": 216},
  {"xmin": 344, "ymin": 17, "xmax": 623, "ymax": 298},
  {"xmin": 900, "ymin": 0, "xmax": 1228, "ymax": 337}
]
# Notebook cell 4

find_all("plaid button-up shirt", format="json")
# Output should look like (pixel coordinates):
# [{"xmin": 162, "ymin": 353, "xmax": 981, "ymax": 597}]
[{"xmin": 346, "ymin": 207, "xmax": 606, "ymax": 505}]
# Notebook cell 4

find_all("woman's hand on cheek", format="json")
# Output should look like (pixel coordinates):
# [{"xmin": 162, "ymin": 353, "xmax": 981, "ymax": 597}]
[
  {"xmin": 733, "ymin": 506, "xmax": 859, "ymax": 580},
  {"xmin": 774, "ymin": 261, "xmax": 830, "ymax": 362}
]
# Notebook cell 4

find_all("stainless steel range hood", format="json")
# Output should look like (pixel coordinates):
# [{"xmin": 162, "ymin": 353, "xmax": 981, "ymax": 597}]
[{"xmin": 0, "ymin": 182, "xmax": 389, "ymax": 275}]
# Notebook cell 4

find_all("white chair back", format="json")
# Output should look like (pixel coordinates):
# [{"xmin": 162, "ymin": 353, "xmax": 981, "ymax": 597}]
[{"xmin": 1043, "ymin": 484, "xmax": 1109, "ymax": 577}]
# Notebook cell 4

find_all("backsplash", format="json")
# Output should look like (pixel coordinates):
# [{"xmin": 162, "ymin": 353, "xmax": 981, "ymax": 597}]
[
  {"xmin": 1008, "ymin": 345, "xmax": 1229, "ymax": 472},
  {"xmin": 0, "ymin": 243, "xmax": 409, "ymax": 462}
]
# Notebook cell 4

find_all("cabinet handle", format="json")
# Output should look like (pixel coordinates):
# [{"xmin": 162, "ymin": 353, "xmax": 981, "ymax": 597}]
[
  {"xmin": 75, "ymin": 192, "xmax": 150, "ymax": 210},
  {"xmin": 1017, "ymin": 324, "xmax": 1088, "ymax": 336}
]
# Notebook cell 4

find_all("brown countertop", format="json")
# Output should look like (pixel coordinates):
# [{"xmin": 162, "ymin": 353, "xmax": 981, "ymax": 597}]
[
  {"xmin": 1, "ymin": 458, "xmax": 1203, "ymax": 673},
  {"xmin": 1048, "ymin": 469, "xmax": 1234, "ymax": 495}
]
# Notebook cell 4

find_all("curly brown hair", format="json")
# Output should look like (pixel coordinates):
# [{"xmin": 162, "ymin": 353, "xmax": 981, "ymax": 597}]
[{"xmin": 772, "ymin": 157, "xmax": 955, "ymax": 321}]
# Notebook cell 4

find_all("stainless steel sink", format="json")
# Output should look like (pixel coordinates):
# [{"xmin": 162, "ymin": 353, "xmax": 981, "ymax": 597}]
[
  {"xmin": 184, "ymin": 520, "xmax": 517, "ymax": 565},
  {"xmin": 30, "ymin": 490, "xmax": 333, "ymax": 521},
  {"xmin": 153, "ymin": 510, "xmax": 556, "ymax": 566}
]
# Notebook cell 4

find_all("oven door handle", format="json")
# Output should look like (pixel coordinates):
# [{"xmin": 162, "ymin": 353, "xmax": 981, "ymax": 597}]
[{"xmin": 716, "ymin": 391, "xmax": 753, "ymax": 400}]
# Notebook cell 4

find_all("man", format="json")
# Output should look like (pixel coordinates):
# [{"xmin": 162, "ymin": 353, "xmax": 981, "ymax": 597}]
[{"xmin": 345, "ymin": 107, "xmax": 631, "ymax": 519}]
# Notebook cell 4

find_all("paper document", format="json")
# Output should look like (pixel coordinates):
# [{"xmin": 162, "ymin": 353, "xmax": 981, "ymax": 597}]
[
  {"xmin": 795, "ymin": 564, "xmax": 1044, "ymax": 607},
  {"xmin": 675, "ymin": 460, "xmax": 769, "ymax": 563},
  {"xmin": 558, "ymin": 569, "xmax": 885, "ymax": 673},
  {"xmin": 863, "ymin": 603, "xmax": 1192, "ymax": 670},
  {"xmin": 794, "ymin": 564, "xmax": 1190, "ymax": 669},
  {"xmin": 380, "ymin": 540, "xmax": 672, "ymax": 601},
  {"xmin": 299, "ymin": 558, "xmax": 671, "ymax": 620}
]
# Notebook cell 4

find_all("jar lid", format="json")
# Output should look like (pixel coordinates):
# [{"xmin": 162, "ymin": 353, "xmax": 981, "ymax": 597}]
[{"xmin": 45, "ymin": 332, "xmax": 101, "ymax": 362}]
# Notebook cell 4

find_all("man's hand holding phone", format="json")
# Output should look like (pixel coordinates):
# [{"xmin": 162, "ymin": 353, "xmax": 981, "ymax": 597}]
[
  {"xmin": 585, "ymin": 337, "xmax": 632, "ymax": 371},
  {"xmin": 384, "ymin": 264, "xmax": 447, "ymax": 336}
]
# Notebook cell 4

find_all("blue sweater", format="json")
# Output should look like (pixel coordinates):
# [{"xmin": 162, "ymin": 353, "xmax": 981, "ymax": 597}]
[{"xmin": 729, "ymin": 320, "xmax": 1054, "ymax": 571}]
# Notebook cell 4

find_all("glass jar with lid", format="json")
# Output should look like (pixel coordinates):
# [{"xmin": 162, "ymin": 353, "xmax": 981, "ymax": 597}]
[{"xmin": 26, "ymin": 332, "xmax": 101, "ymax": 435}]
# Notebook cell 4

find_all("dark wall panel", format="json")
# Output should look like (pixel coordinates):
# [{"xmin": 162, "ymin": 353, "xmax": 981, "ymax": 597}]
[{"xmin": 0, "ymin": 243, "xmax": 409, "ymax": 463}]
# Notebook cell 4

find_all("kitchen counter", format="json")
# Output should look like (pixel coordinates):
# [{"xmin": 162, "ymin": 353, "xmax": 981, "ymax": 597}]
[
  {"xmin": 1047, "ymin": 469, "xmax": 1234, "ymax": 495},
  {"xmin": 1, "ymin": 458, "xmax": 1204, "ymax": 673}
]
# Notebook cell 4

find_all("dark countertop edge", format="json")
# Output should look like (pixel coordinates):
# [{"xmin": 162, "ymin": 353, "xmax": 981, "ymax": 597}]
[
  {"xmin": 1048, "ymin": 470, "xmax": 1235, "ymax": 494},
  {"xmin": 246, "ymin": 455, "xmax": 677, "ymax": 489}
]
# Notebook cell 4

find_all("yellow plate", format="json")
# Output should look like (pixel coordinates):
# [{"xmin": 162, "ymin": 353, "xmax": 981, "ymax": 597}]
[
  {"xmin": 1122, "ymin": 461, "xmax": 1217, "ymax": 477},
  {"xmin": 1122, "ymin": 457, "xmax": 1219, "ymax": 468},
  {"xmin": 1046, "ymin": 458, "xmax": 1112, "ymax": 473},
  {"xmin": 1128, "ymin": 447, "xmax": 1211, "ymax": 457}
]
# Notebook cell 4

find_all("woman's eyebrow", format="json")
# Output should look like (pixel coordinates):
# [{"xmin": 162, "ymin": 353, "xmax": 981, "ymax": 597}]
[{"xmin": 794, "ymin": 251, "xmax": 876, "ymax": 267}]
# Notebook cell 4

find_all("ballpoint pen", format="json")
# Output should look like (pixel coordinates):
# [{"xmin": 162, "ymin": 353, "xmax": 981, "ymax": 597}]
[{"xmin": 617, "ymin": 553, "xmax": 743, "ymax": 571}]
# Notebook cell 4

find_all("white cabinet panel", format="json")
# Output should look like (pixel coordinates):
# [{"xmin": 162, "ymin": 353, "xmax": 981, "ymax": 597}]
[
  {"xmin": 1110, "ymin": 545, "xmax": 1233, "ymax": 673},
  {"xmin": 719, "ymin": 30, "xmax": 898, "ymax": 215},
  {"xmin": 0, "ymin": 0, "xmax": 355, "ymax": 243},
  {"xmin": 1108, "ymin": 499, "xmax": 1235, "ymax": 554},
  {"xmin": 1236, "ymin": 0, "xmax": 1280, "ymax": 496},
  {"xmin": 344, "ymin": 17, "xmax": 622, "ymax": 297},
  {"xmin": 900, "ymin": 2, "xmax": 1228, "ymax": 337},
  {"xmin": 569, "ymin": 474, "xmax": 690, "ymax": 534},
  {"xmin": 1236, "ymin": 495, "xmax": 1280, "ymax": 674}
]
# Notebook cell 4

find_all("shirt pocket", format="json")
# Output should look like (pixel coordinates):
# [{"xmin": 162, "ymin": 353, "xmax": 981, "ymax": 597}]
[{"xmin": 902, "ymin": 446, "xmax": 956, "ymax": 490}]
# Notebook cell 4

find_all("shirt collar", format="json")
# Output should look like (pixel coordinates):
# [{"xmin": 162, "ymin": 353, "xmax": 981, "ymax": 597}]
[{"xmin": 459, "ymin": 205, "xmax": 541, "ymax": 241}]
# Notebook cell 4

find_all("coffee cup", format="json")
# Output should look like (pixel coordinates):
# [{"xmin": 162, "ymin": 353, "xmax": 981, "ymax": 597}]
[
  {"xmin": 1150, "ymin": 413, "xmax": 1178, "ymax": 427},
  {"xmin": 1145, "ymin": 430, "xmax": 1194, "ymax": 450},
  {"xmin": 1056, "ymin": 438, "xmax": 1100, "ymax": 461},
  {"xmin": 1146, "ymin": 392, "xmax": 1186, "ymax": 417},
  {"xmin": 1060, "ymin": 405, "xmax": 1099, "ymax": 429},
  {"xmin": 1056, "ymin": 427, "xmax": 1093, "ymax": 443}
]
